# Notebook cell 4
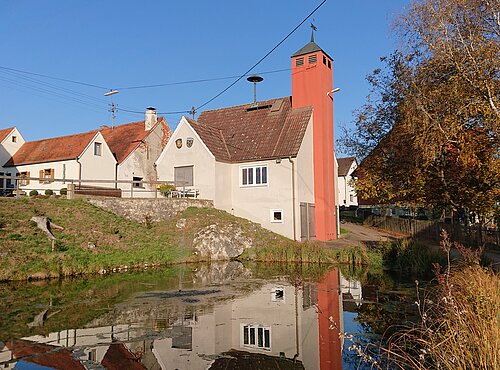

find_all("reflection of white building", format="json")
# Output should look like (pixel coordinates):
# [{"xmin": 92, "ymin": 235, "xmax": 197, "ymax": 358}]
[
  {"xmin": 340, "ymin": 271, "xmax": 363, "ymax": 312},
  {"xmin": 3, "ymin": 272, "xmax": 344, "ymax": 370}
]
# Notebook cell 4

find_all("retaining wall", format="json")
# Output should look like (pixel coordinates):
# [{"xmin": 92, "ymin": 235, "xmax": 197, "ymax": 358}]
[{"xmin": 88, "ymin": 198, "xmax": 213, "ymax": 223}]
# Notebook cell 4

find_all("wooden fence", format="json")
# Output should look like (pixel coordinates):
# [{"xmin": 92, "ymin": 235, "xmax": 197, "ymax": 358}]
[{"xmin": 363, "ymin": 215, "xmax": 499, "ymax": 247}]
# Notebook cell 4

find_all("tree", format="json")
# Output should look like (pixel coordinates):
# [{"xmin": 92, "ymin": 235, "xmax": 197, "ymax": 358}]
[{"xmin": 341, "ymin": 0, "xmax": 500, "ymax": 220}]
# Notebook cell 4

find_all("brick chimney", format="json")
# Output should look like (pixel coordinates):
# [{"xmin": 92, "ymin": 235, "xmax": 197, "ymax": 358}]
[{"xmin": 145, "ymin": 107, "xmax": 157, "ymax": 131}]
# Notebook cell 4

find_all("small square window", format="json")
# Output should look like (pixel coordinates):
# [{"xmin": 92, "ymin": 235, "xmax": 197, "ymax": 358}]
[
  {"xmin": 271, "ymin": 209, "xmax": 283, "ymax": 223},
  {"xmin": 328, "ymin": 60, "xmax": 332, "ymax": 69},
  {"xmin": 133, "ymin": 176, "xmax": 144, "ymax": 188},
  {"xmin": 12, "ymin": 136, "xmax": 17, "ymax": 143},
  {"xmin": 94, "ymin": 142, "xmax": 102, "ymax": 156},
  {"xmin": 271, "ymin": 287, "xmax": 285, "ymax": 302},
  {"xmin": 308, "ymin": 55, "xmax": 317, "ymax": 64},
  {"xmin": 295, "ymin": 57, "xmax": 304, "ymax": 67},
  {"xmin": 323, "ymin": 55, "xmax": 326, "ymax": 65}
]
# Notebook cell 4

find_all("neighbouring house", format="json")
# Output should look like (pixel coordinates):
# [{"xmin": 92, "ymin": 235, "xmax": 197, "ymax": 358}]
[
  {"xmin": 3, "ymin": 130, "xmax": 116, "ymax": 194},
  {"xmin": 1, "ymin": 109, "xmax": 171, "ymax": 196},
  {"xmin": 156, "ymin": 34, "xmax": 338, "ymax": 241},
  {"xmin": 0, "ymin": 126, "xmax": 25, "ymax": 193},
  {"xmin": 337, "ymin": 156, "xmax": 358, "ymax": 208},
  {"xmin": 100, "ymin": 108, "xmax": 171, "ymax": 197}
]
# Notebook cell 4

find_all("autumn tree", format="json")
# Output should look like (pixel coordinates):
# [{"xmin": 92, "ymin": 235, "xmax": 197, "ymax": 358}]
[{"xmin": 341, "ymin": 0, "xmax": 500, "ymax": 220}]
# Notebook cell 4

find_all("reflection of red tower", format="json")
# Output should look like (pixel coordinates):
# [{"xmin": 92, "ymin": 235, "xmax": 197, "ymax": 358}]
[
  {"xmin": 316, "ymin": 268, "xmax": 342, "ymax": 369},
  {"xmin": 291, "ymin": 33, "xmax": 337, "ymax": 241}
]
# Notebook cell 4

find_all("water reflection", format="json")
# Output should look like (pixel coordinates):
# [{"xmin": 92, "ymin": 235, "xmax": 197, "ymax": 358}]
[{"xmin": 0, "ymin": 262, "xmax": 414, "ymax": 369}]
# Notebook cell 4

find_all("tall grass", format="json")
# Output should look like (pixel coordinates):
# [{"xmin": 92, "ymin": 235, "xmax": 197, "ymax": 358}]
[{"xmin": 366, "ymin": 232, "xmax": 500, "ymax": 369}]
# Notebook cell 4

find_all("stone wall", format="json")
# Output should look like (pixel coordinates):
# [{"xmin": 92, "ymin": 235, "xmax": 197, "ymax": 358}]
[{"xmin": 88, "ymin": 198, "xmax": 213, "ymax": 223}]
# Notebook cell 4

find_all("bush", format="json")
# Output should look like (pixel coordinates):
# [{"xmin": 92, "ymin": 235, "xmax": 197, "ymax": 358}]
[
  {"xmin": 44, "ymin": 189, "xmax": 54, "ymax": 196},
  {"xmin": 159, "ymin": 184, "xmax": 176, "ymax": 197},
  {"xmin": 29, "ymin": 190, "xmax": 38, "ymax": 197},
  {"xmin": 59, "ymin": 188, "xmax": 67, "ymax": 195}
]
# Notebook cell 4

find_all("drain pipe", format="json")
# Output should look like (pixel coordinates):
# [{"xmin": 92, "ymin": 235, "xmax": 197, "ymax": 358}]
[
  {"xmin": 76, "ymin": 157, "xmax": 82, "ymax": 187},
  {"xmin": 288, "ymin": 157, "xmax": 297, "ymax": 241}
]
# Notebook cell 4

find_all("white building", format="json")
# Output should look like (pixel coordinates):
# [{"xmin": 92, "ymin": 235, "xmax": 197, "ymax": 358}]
[
  {"xmin": 3, "ymin": 130, "xmax": 116, "ymax": 194},
  {"xmin": 0, "ymin": 127, "xmax": 25, "ymax": 193},
  {"xmin": 337, "ymin": 157, "xmax": 358, "ymax": 208},
  {"xmin": 100, "ymin": 108, "xmax": 171, "ymax": 197},
  {"xmin": 156, "ymin": 36, "xmax": 339, "ymax": 241}
]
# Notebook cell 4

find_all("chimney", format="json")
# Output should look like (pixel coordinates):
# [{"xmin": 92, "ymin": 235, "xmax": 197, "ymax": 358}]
[{"xmin": 145, "ymin": 107, "xmax": 157, "ymax": 131}]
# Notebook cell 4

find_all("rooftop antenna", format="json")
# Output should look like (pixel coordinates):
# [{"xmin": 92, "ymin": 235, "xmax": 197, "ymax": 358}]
[{"xmin": 247, "ymin": 75, "xmax": 263, "ymax": 105}]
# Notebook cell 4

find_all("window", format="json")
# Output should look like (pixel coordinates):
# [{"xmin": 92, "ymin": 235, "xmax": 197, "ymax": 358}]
[
  {"xmin": 133, "ymin": 176, "xmax": 143, "ymax": 188},
  {"xmin": 350, "ymin": 194, "xmax": 354, "ymax": 203},
  {"xmin": 39, "ymin": 169, "xmax": 54, "ymax": 184},
  {"xmin": 308, "ymin": 54, "xmax": 317, "ymax": 64},
  {"xmin": 5, "ymin": 172, "xmax": 12, "ymax": 188},
  {"xmin": 241, "ymin": 165, "xmax": 267, "ymax": 187},
  {"xmin": 295, "ymin": 57, "xmax": 304, "ymax": 67},
  {"xmin": 241, "ymin": 324, "xmax": 271, "ymax": 350},
  {"xmin": 174, "ymin": 166, "xmax": 194, "ymax": 187},
  {"xmin": 271, "ymin": 209, "xmax": 283, "ymax": 223},
  {"xmin": 12, "ymin": 136, "xmax": 17, "ymax": 143},
  {"xmin": 328, "ymin": 60, "xmax": 331, "ymax": 69},
  {"xmin": 19, "ymin": 171, "xmax": 30, "ymax": 186},
  {"xmin": 94, "ymin": 142, "xmax": 102, "ymax": 156},
  {"xmin": 323, "ymin": 55, "xmax": 326, "ymax": 65},
  {"xmin": 271, "ymin": 287, "xmax": 285, "ymax": 302}
]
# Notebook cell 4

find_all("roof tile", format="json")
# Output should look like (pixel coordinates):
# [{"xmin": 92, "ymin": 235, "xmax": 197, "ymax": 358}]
[{"xmin": 194, "ymin": 97, "xmax": 312, "ymax": 163}]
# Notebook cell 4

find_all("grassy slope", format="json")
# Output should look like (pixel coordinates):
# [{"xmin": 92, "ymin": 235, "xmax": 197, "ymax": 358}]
[{"xmin": 0, "ymin": 197, "xmax": 377, "ymax": 281}]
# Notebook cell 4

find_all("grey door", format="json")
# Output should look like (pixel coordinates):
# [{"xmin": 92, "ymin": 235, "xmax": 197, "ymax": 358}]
[{"xmin": 300, "ymin": 202, "xmax": 316, "ymax": 241}]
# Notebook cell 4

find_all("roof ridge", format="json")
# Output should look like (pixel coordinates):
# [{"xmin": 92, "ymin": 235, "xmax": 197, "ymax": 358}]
[{"xmin": 201, "ymin": 96, "xmax": 291, "ymax": 115}]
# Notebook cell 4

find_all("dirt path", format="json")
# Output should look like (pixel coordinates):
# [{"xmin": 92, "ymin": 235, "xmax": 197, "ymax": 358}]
[{"xmin": 324, "ymin": 222, "xmax": 402, "ymax": 249}]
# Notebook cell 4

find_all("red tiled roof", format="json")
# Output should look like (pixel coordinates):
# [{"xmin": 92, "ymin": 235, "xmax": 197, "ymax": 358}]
[
  {"xmin": 5, "ymin": 130, "xmax": 98, "ymax": 166},
  {"xmin": 101, "ymin": 342, "xmax": 146, "ymax": 370},
  {"xmin": 337, "ymin": 157, "xmax": 356, "ymax": 177},
  {"xmin": 0, "ymin": 127, "xmax": 15, "ymax": 143},
  {"xmin": 101, "ymin": 117, "xmax": 170, "ymax": 164},
  {"xmin": 6, "ymin": 339, "xmax": 85, "ymax": 369},
  {"xmin": 194, "ymin": 97, "xmax": 312, "ymax": 163}
]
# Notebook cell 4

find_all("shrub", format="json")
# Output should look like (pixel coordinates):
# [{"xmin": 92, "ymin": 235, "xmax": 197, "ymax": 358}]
[
  {"xmin": 59, "ymin": 188, "xmax": 67, "ymax": 195},
  {"xmin": 159, "ymin": 184, "xmax": 176, "ymax": 197},
  {"xmin": 44, "ymin": 189, "xmax": 54, "ymax": 196},
  {"xmin": 29, "ymin": 190, "xmax": 38, "ymax": 197}
]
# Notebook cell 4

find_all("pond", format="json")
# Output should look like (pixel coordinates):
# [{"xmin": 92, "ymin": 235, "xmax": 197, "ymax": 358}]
[{"xmin": 0, "ymin": 262, "xmax": 417, "ymax": 369}]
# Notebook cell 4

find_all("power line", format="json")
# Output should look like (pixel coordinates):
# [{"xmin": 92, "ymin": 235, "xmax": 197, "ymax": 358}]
[
  {"xmin": 194, "ymin": 0, "xmax": 327, "ymax": 112},
  {"xmin": 0, "ymin": 66, "xmax": 109, "ymax": 90},
  {"xmin": 115, "ymin": 68, "xmax": 290, "ymax": 90}
]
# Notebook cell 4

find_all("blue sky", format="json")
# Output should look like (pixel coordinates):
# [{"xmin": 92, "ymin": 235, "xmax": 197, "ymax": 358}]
[{"xmin": 0, "ymin": 1, "xmax": 410, "ymax": 150}]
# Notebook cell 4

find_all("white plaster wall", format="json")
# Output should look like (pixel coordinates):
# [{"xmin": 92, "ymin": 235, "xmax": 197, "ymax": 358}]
[
  {"xmin": 0, "ymin": 127, "xmax": 24, "ymax": 169},
  {"xmin": 5, "ymin": 159, "xmax": 79, "ymax": 194},
  {"xmin": 229, "ymin": 159, "xmax": 295, "ymax": 239},
  {"xmin": 214, "ymin": 161, "xmax": 232, "ymax": 211},
  {"xmin": 78, "ymin": 132, "xmax": 116, "ymax": 186},
  {"xmin": 156, "ymin": 119, "xmax": 216, "ymax": 200}
]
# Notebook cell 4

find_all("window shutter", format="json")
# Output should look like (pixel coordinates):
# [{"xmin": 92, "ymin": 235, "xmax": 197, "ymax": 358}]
[
  {"xmin": 50, "ymin": 169, "xmax": 55, "ymax": 180},
  {"xmin": 39, "ymin": 170, "xmax": 44, "ymax": 183},
  {"xmin": 26, "ymin": 171, "xmax": 30, "ymax": 185}
]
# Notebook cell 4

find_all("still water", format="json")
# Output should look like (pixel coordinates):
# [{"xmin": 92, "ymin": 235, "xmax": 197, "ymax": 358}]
[{"xmin": 0, "ymin": 262, "xmax": 416, "ymax": 369}]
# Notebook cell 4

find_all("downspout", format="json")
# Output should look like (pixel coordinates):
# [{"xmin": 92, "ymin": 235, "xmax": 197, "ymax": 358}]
[
  {"xmin": 289, "ymin": 157, "xmax": 297, "ymax": 241},
  {"xmin": 76, "ymin": 157, "xmax": 82, "ymax": 187},
  {"xmin": 114, "ymin": 162, "xmax": 118, "ymax": 189}
]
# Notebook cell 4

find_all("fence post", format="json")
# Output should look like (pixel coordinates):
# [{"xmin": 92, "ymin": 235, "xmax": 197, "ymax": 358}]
[{"xmin": 67, "ymin": 183, "xmax": 75, "ymax": 199}]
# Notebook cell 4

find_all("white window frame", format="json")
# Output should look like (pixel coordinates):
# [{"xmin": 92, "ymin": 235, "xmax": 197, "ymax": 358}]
[
  {"xmin": 240, "ymin": 324, "xmax": 271, "ymax": 351},
  {"xmin": 270, "ymin": 209, "xmax": 284, "ymax": 223},
  {"xmin": 94, "ymin": 142, "xmax": 102, "ymax": 156},
  {"xmin": 240, "ymin": 164, "xmax": 268, "ymax": 187},
  {"xmin": 271, "ymin": 287, "xmax": 285, "ymax": 302}
]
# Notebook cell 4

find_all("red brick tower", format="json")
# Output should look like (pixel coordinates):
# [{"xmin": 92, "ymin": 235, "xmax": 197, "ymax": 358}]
[{"xmin": 291, "ymin": 33, "xmax": 337, "ymax": 240}]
